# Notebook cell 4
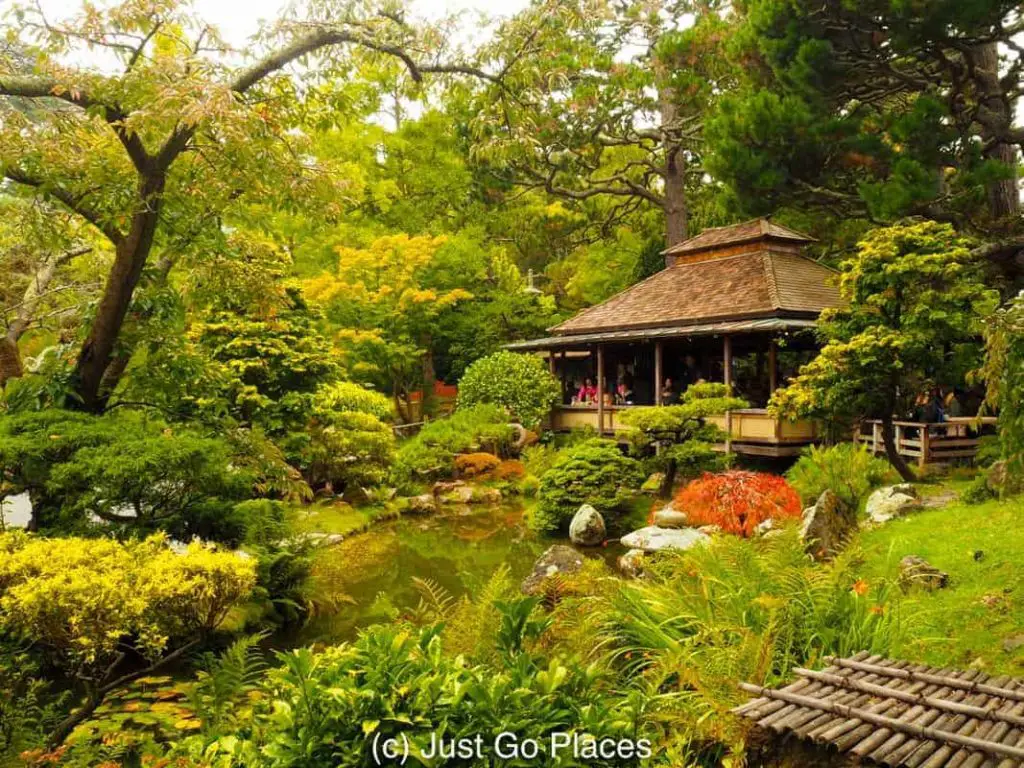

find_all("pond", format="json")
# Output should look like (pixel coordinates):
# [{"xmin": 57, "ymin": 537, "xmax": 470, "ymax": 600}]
[{"xmin": 281, "ymin": 501, "xmax": 626, "ymax": 646}]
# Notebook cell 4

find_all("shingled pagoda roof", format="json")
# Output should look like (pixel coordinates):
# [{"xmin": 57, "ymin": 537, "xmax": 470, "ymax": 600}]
[
  {"xmin": 549, "ymin": 219, "xmax": 841, "ymax": 336},
  {"xmin": 736, "ymin": 652, "xmax": 1024, "ymax": 768},
  {"xmin": 663, "ymin": 217, "xmax": 816, "ymax": 256}
]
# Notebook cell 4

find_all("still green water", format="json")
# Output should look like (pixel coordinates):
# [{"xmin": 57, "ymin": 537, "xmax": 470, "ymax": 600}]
[{"xmin": 285, "ymin": 502, "xmax": 623, "ymax": 645}]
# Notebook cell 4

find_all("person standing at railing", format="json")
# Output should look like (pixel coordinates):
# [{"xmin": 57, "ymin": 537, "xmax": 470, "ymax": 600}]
[{"xmin": 944, "ymin": 388, "xmax": 965, "ymax": 436}]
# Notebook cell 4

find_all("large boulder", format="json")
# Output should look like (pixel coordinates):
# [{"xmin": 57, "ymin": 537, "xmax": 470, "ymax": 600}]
[
  {"xmin": 569, "ymin": 504, "xmax": 606, "ymax": 546},
  {"xmin": 620, "ymin": 526, "xmax": 710, "ymax": 553},
  {"xmin": 342, "ymin": 484, "xmax": 372, "ymax": 506},
  {"xmin": 432, "ymin": 480, "xmax": 501, "ymax": 505},
  {"xmin": 800, "ymin": 489, "xmax": 858, "ymax": 560},
  {"xmin": 866, "ymin": 484, "xmax": 922, "ymax": 524},
  {"xmin": 406, "ymin": 494, "xmax": 437, "ymax": 515},
  {"xmin": 521, "ymin": 545, "xmax": 585, "ymax": 595},
  {"xmin": 617, "ymin": 549, "xmax": 647, "ymax": 578},
  {"xmin": 652, "ymin": 502, "xmax": 688, "ymax": 529},
  {"xmin": 898, "ymin": 555, "xmax": 949, "ymax": 591}
]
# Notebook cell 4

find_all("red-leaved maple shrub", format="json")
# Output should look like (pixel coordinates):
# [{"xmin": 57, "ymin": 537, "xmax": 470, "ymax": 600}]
[{"xmin": 674, "ymin": 470, "xmax": 802, "ymax": 537}]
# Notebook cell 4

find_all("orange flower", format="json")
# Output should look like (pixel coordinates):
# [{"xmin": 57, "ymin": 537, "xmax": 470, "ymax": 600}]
[{"xmin": 851, "ymin": 579, "xmax": 869, "ymax": 596}]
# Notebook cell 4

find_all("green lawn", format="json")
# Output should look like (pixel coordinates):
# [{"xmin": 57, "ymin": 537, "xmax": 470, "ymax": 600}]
[{"xmin": 856, "ymin": 491, "xmax": 1024, "ymax": 675}]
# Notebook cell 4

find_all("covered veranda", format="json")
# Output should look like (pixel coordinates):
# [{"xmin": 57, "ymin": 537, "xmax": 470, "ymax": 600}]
[{"xmin": 507, "ymin": 318, "xmax": 823, "ymax": 457}]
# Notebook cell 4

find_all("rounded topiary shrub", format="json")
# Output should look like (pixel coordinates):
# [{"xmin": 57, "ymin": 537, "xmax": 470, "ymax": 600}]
[
  {"xmin": 533, "ymin": 439, "xmax": 643, "ymax": 533},
  {"xmin": 457, "ymin": 351, "xmax": 560, "ymax": 430},
  {"xmin": 315, "ymin": 381, "xmax": 394, "ymax": 422}
]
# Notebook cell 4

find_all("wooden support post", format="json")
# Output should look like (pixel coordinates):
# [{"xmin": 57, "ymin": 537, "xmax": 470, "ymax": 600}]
[
  {"xmin": 596, "ymin": 345, "xmax": 605, "ymax": 436},
  {"xmin": 654, "ymin": 341, "xmax": 663, "ymax": 405},
  {"xmin": 548, "ymin": 350, "xmax": 555, "ymax": 376},
  {"xmin": 768, "ymin": 338, "xmax": 778, "ymax": 394},
  {"xmin": 723, "ymin": 335, "xmax": 733, "ymax": 388},
  {"xmin": 872, "ymin": 422, "xmax": 880, "ymax": 455},
  {"xmin": 723, "ymin": 335, "xmax": 733, "ymax": 452},
  {"xmin": 920, "ymin": 426, "xmax": 930, "ymax": 468}
]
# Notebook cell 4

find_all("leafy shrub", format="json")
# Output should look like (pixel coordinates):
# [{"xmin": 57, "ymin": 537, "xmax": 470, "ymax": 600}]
[
  {"xmin": 521, "ymin": 443, "xmax": 565, "ymax": 477},
  {"xmin": 169, "ymin": 622, "xmax": 652, "ymax": 766},
  {"xmin": 48, "ymin": 426, "xmax": 253, "ymax": 540},
  {"xmin": 982, "ymin": 292, "xmax": 1024, "ymax": 476},
  {"xmin": 454, "ymin": 452, "xmax": 501, "ymax": 477},
  {"xmin": 457, "ymin": 350, "xmax": 560, "ymax": 430},
  {"xmin": 675, "ymin": 471, "xmax": 802, "ymax": 537},
  {"xmin": 786, "ymin": 442, "xmax": 896, "ymax": 510},
  {"xmin": 521, "ymin": 475, "xmax": 541, "ymax": 498},
  {"xmin": 0, "ymin": 632, "xmax": 67, "ymax": 758},
  {"xmin": 534, "ymin": 439, "xmax": 643, "ymax": 533},
  {"xmin": 292, "ymin": 410, "xmax": 396, "ymax": 492},
  {"xmin": 621, "ymin": 382, "xmax": 745, "ymax": 491},
  {"xmin": 0, "ymin": 410, "xmax": 254, "ymax": 539},
  {"xmin": 392, "ymin": 404, "xmax": 514, "ymax": 487},
  {"xmin": 0, "ymin": 532, "xmax": 255, "ymax": 746},
  {"xmin": 314, "ymin": 380, "xmax": 393, "ymax": 422},
  {"xmin": 961, "ymin": 473, "xmax": 997, "ymax": 504}
]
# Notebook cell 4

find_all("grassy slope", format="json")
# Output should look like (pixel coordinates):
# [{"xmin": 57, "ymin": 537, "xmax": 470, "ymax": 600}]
[{"xmin": 856, "ymin": 491, "xmax": 1024, "ymax": 676}]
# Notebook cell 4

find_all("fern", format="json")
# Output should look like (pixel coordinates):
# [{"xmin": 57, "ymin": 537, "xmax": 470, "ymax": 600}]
[
  {"xmin": 410, "ymin": 577, "xmax": 456, "ymax": 622},
  {"xmin": 188, "ymin": 633, "xmax": 268, "ymax": 734}
]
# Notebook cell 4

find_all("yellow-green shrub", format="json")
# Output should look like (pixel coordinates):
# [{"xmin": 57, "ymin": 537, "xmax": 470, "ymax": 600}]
[{"xmin": 0, "ymin": 533, "xmax": 256, "ymax": 672}]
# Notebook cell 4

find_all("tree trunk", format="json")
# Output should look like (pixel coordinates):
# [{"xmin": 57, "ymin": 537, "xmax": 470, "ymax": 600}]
[
  {"xmin": 663, "ymin": 144, "xmax": 688, "ymax": 249},
  {"xmin": 656, "ymin": 77, "xmax": 690, "ymax": 269},
  {"xmin": 72, "ymin": 175, "xmax": 164, "ymax": 412},
  {"xmin": 971, "ymin": 42, "xmax": 1021, "ymax": 223},
  {"xmin": 659, "ymin": 85, "xmax": 689, "ymax": 261},
  {"xmin": 420, "ymin": 345, "xmax": 436, "ymax": 419},
  {"xmin": 0, "ymin": 335, "xmax": 22, "ymax": 388},
  {"xmin": 880, "ymin": 413, "xmax": 916, "ymax": 482}
]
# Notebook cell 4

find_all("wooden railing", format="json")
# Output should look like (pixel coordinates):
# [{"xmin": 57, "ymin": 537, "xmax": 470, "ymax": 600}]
[
  {"xmin": 548, "ymin": 409, "xmax": 819, "ymax": 444},
  {"xmin": 854, "ymin": 417, "xmax": 997, "ymax": 466}
]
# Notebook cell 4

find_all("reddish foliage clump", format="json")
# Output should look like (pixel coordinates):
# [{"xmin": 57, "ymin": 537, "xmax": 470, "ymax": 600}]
[
  {"xmin": 673, "ymin": 470, "xmax": 802, "ymax": 537},
  {"xmin": 491, "ymin": 459, "xmax": 526, "ymax": 480},
  {"xmin": 454, "ymin": 452, "xmax": 502, "ymax": 478}
]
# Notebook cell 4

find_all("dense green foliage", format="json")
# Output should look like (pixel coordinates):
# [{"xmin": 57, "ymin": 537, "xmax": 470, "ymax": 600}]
[
  {"xmin": 771, "ymin": 222, "xmax": 999, "ymax": 479},
  {"xmin": 708, "ymin": 0, "xmax": 1022, "ymax": 244},
  {"xmin": 171, "ymin": 620, "xmax": 653, "ymax": 767},
  {"xmin": 534, "ymin": 439, "xmax": 644, "ymax": 533},
  {"xmin": 786, "ymin": 443, "xmax": 897, "ymax": 510},
  {"xmin": 0, "ymin": 410, "xmax": 256, "ymax": 540},
  {"xmin": 458, "ymin": 351, "xmax": 561, "ymax": 430},
  {"xmin": 982, "ymin": 293, "xmax": 1024, "ymax": 479},
  {"xmin": 392, "ymin": 405, "xmax": 515, "ymax": 488},
  {"xmin": 1, "ymin": 0, "xmax": 1021, "ymax": 763},
  {"xmin": 590, "ymin": 528, "xmax": 901, "ymax": 758}
]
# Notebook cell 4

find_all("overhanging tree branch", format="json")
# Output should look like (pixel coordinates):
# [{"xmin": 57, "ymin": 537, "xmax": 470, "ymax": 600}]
[
  {"xmin": 3, "ymin": 166, "xmax": 125, "ymax": 245},
  {"xmin": 231, "ymin": 26, "xmax": 499, "ymax": 94}
]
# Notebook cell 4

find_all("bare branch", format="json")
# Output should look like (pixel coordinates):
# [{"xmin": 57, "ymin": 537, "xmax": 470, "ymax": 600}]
[{"xmin": 231, "ymin": 26, "xmax": 498, "ymax": 93}]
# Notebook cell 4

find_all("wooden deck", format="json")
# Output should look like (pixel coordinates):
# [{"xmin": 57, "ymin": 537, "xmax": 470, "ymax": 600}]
[
  {"xmin": 549, "ymin": 406, "xmax": 820, "ymax": 457},
  {"xmin": 854, "ymin": 417, "xmax": 998, "ymax": 466}
]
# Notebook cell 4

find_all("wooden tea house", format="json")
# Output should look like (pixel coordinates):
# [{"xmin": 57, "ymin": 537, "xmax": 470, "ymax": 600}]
[{"xmin": 509, "ymin": 218, "xmax": 841, "ymax": 457}]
